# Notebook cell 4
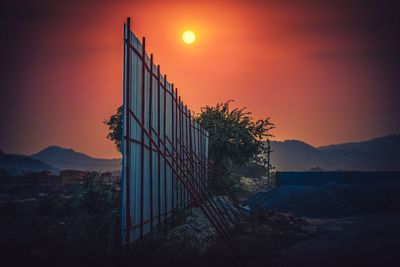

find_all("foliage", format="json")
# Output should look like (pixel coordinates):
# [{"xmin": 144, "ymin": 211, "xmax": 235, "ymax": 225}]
[
  {"xmin": 72, "ymin": 174, "xmax": 120, "ymax": 216},
  {"xmin": 104, "ymin": 106, "xmax": 123, "ymax": 153},
  {"xmin": 33, "ymin": 175, "xmax": 120, "ymax": 263},
  {"xmin": 104, "ymin": 101, "xmax": 274, "ymax": 189},
  {"xmin": 231, "ymin": 162, "xmax": 269, "ymax": 179},
  {"xmin": 195, "ymin": 100, "xmax": 274, "ymax": 187}
]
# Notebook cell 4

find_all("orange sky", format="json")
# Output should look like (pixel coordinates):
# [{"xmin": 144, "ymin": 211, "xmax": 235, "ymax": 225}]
[{"xmin": 1, "ymin": 0, "xmax": 399, "ymax": 158}]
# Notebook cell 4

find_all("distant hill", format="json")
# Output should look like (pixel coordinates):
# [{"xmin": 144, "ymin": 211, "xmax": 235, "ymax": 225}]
[
  {"xmin": 0, "ymin": 150, "xmax": 58, "ymax": 175},
  {"xmin": 269, "ymin": 140, "xmax": 320, "ymax": 171},
  {"xmin": 319, "ymin": 134, "xmax": 400, "ymax": 152},
  {"xmin": 31, "ymin": 146, "xmax": 121, "ymax": 172},
  {"xmin": 270, "ymin": 135, "xmax": 400, "ymax": 171}
]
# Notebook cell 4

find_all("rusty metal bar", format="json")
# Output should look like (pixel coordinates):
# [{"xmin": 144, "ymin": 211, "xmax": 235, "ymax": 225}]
[
  {"xmin": 123, "ymin": 17, "xmax": 131, "ymax": 247},
  {"xmin": 175, "ymin": 89, "xmax": 179, "ymax": 209},
  {"xmin": 163, "ymin": 74, "xmax": 167, "ymax": 229},
  {"xmin": 188, "ymin": 110, "xmax": 194, "ymax": 207},
  {"xmin": 140, "ymin": 36, "xmax": 146, "ymax": 239},
  {"xmin": 171, "ymin": 83, "xmax": 175, "ymax": 222},
  {"xmin": 184, "ymin": 105, "xmax": 189, "ymax": 208},
  {"xmin": 148, "ymin": 53, "xmax": 154, "ymax": 235},
  {"xmin": 179, "ymin": 97, "xmax": 184, "ymax": 208},
  {"xmin": 157, "ymin": 65, "xmax": 161, "ymax": 228}
]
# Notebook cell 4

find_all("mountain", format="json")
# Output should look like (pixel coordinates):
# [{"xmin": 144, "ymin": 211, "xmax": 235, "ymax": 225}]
[
  {"xmin": 0, "ymin": 150, "xmax": 58, "ymax": 175},
  {"xmin": 31, "ymin": 146, "xmax": 121, "ymax": 172},
  {"xmin": 269, "ymin": 135, "xmax": 400, "ymax": 171},
  {"xmin": 319, "ymin": 134, "xmax": 400, "ymax": 152},
  {"xmin": 269, "ymin": 140, "xmax": 320, "ymax": 171}
]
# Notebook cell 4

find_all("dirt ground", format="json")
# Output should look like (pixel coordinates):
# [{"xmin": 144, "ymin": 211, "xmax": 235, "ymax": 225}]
[
  {"xmin": 269, "ymin": 214, "xmax": 400, "ymax": 267},
  {"xmin": 236, "ymin": 213, "xmax": 400, "ymax": 267}
]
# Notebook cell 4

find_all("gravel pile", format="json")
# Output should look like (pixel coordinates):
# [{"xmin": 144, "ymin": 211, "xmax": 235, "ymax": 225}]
[
  {"xmin": 158, "ymin": 196, "xmax": 239, "ymax": 257},
  {"xmin": 247, "ymin": 182, "xmax": 400, "ymax": 218}
]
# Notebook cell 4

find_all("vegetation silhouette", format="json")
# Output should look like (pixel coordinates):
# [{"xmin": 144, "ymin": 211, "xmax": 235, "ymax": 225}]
[{"xmin": 104, "ymin": 100, "xmax": 274, "ymax": 189}]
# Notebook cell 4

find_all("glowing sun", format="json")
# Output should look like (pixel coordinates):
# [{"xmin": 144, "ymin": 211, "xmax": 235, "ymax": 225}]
[{"xmin": 182, "ymin": 30, "xmax": 196, "ymax": 44}]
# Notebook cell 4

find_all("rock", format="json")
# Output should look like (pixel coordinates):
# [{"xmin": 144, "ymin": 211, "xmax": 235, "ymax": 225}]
[
  {"xmin": 160, "ymin": 207, "xmax": 219, "ymax": 256},
  {"xmin": 239, "ymin": 205, "xmax": 251, "ymax": 214},
  {"xmin": 208, "ymin": 196, "xmax": 240, "ymax": 218},
  {"xmin": 155, "ymin": 196, "xmax": 240, "ymax": 259}
]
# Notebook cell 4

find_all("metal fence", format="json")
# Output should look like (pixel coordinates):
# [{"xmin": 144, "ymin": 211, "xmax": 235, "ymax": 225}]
[{"xmin": 121, "ymin": 17, "xmax": 241, "ymax": 260}]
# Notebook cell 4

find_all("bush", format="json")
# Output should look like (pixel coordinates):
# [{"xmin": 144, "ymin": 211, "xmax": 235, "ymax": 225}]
[
  {"xmin": 65, "ymin": 177, "xmax": 120, "ymax": 258},
  {"xmin": 195, "ymin": 101, "xmax": 274, "ymax": 189},
  {"xmin": 30, "ymin": 175, "xmax": 121, "ymax": 264}
]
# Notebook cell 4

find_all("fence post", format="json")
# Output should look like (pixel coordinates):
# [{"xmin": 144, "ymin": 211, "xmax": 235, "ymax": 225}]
[
  {"xmin": 123, "ymin": 16, "xmax": 131, "ymax": 249},
  {"xmin": 139, "ymin": 36, "xmax": 146, "ymax": 239},
  {"xmin": 149, "ymin": 54, "xmax": 154, "ymax": 236}
]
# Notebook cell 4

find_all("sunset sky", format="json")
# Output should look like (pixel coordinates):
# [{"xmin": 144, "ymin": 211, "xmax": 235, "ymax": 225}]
[{"xmin": 1, "ymin": 0, "xmax": 399, "ymax": 158}]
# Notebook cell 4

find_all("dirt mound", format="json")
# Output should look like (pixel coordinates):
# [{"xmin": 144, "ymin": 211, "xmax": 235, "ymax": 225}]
[
  {"xmin": 248, "ymin": 186, "xmax": 361, "ymax": 218},
  {"xmin": 248, "ymin": 181, "xmax": 400, "ymax": 218}
]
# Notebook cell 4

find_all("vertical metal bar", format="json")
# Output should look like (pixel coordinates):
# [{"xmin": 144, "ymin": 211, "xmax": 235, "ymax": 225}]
[
  {"xmin": 267, "ymin": 139, "xmax": 271, "ymax": 183},
  {"xmin": 198, "ymin": 125, "xmax": 201, "ymax": 197},
  {"xmin": 148, "ymin": 54, "xmax": 154, "ymax": 235},
  {"xmin": 171, "ymin": 83, "xmax": 175, "ymax": 222},
  {"xmin": 157, "ymin": 65, "xmax": 161, "ymax": 229},
  {"xmin": 197, "ymin": 124, "xmax": 201, "ymax": 197},
  {"xmin": 195, "ymin": 124, "xmax": 198, "ymax": 204},
  {"xmin": 188, "ymin": 110, "xmax": 194, "ymax": 207},
  {"xmin": 179, "ymin": 97, "xmax": 184, "ymax": 208},
  {"xmin": 163, "ymin": 74, "xmax": 167, "ymax": 229},
  {"xmin": 201, "ymin": 127, "xmax": 206, "ymax": 197},
  {"xmin": 182, "ymin": 102, "xmax": 189, "ymax": 208},
  {"xmin": 124, "ymin": 17, "xmax": 131, "ymax": 247},
  {"xmin": 185, "ymin": 105, "xmax": 189, "ymax": 208},
  {"xmin": 197, "ymin": 124, "xmax": 200, "ymax": 198},
  {"xmin": 140, "ymin": 36, "xmax": 146, "ymax": 239},
  {"xmin": 201, "ymin": 127, "xmax": 205, "ymax": 198},
  {"xmin": 175, "ymin": 89, "xmax": 179, "ymax": 209}
]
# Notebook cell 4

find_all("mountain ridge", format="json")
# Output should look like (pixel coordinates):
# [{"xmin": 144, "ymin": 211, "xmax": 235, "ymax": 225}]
[
  {"xmin": 31, "ymin": 146, "xmax": 121, "ymax": 172},
  {"xmin": 318, "ymin": 134, "xmax": 400, "ymax": 152},
  {"xmin": 269, "ymin": 134, "xmax": 400, "ymax": 171},
  {"xmin": 2, "ymin": 134, "xmax": 398, "ymax": 174},
  {"xmin": 0, "ymin": 150, "xmax": 58, "ymax": 174}
]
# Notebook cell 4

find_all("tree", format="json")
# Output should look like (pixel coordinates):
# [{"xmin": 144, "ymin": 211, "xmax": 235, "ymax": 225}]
[
  {"xmin": 194, "ymin": 100, "xmax": 274, "ymax": 188},
  {"xmin": 104, "ymin": 101, "xmax": 274, "ymax": 188},
  {"xmin": 103, "ymin": 106, "xmax": 123, "ymax": 154}
]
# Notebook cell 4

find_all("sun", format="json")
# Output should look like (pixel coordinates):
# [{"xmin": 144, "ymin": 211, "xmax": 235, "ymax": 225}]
[{"xmin": 182, "ymin": 30, "xmax": 196, "ymax": 44}]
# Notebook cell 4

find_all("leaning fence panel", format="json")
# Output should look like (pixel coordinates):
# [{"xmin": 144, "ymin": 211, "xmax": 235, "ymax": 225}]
[
  {"xmin": 121, "ymin": 18, "xmax": 244, "ymax": 264},
  {"xmin": 121, "ymin": 19, "xmax": 210, "ymax": 243}
]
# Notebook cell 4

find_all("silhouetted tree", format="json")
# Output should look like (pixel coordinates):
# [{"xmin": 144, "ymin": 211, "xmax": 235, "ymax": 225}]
[
  {"xmin": 194, "ymin": 100, "xmax": 274, "ymax": 188},
  {"xmin": 104, "ymin": 101, "xmax": 274, "ymax": 189},
  {"xmin": 103, "ymin": 106, "xmax": 123, "ymax": 153}
]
